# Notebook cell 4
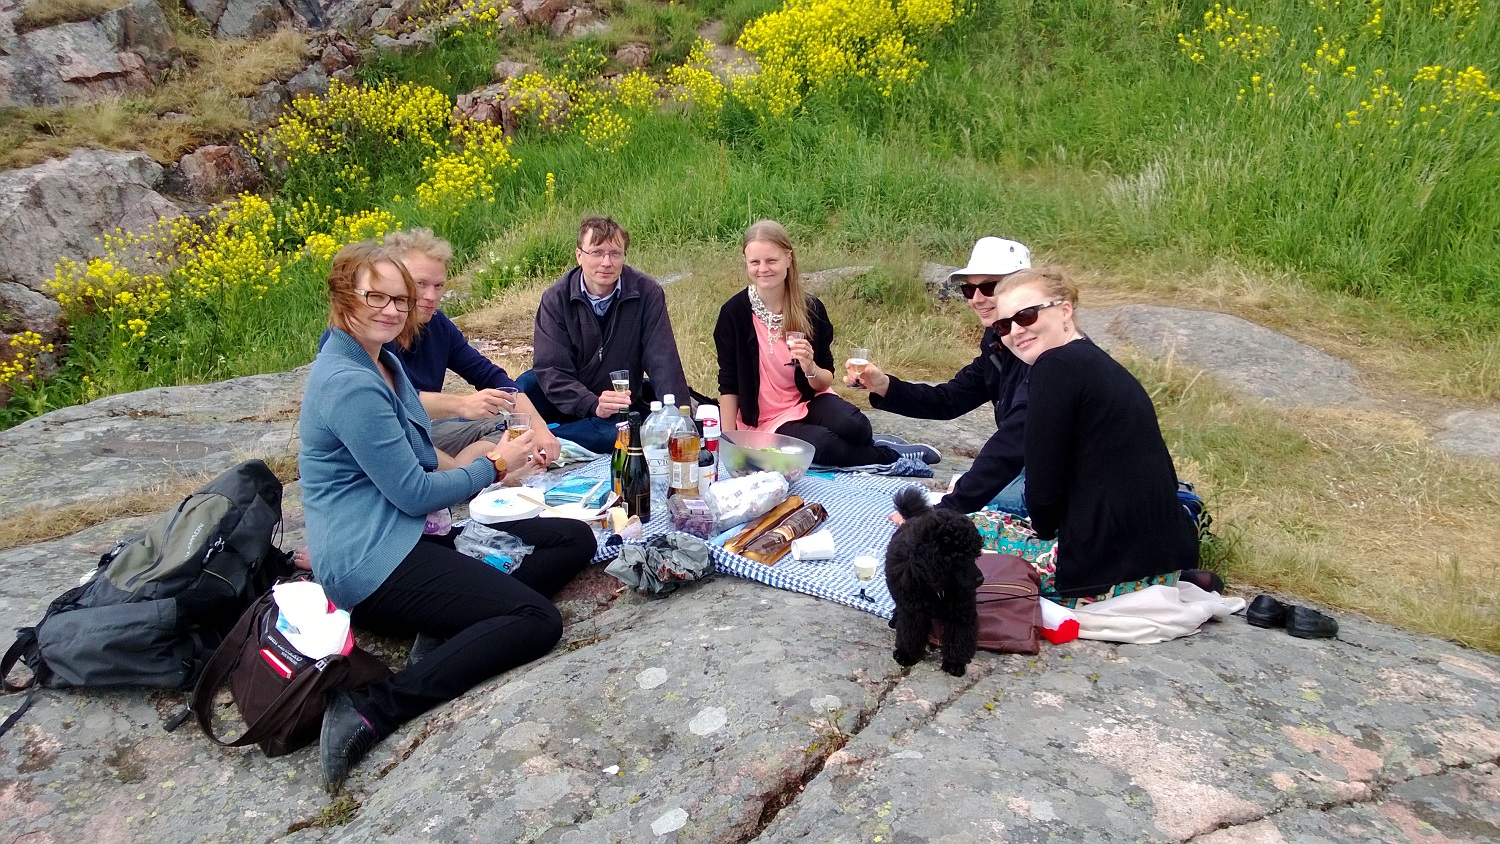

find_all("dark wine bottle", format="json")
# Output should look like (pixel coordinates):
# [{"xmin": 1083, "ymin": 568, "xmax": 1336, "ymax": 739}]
[{"xmin": 622, "ymin": 411, "xmax": 651, "ymax": 522}]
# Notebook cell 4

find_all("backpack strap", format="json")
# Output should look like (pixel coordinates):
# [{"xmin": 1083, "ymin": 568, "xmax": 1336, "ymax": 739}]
[
  {"xmin": 2, "ymin": 632, "xmax": 37, "ymax": 694},
  {"xmin": 0, "ymin": 632, "xmax": 45, "ymax": 739}
]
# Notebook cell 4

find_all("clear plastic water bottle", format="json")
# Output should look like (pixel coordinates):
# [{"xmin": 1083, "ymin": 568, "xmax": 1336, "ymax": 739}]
[{"xmin": 641, "ymin": 399, "xmax": 669, "ymax": 506}]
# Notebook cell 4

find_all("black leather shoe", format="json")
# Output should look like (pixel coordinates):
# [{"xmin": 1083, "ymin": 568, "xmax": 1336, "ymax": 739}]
[
  {"xmin": 1179, "ymin": 569, "xmax": 1226, "ymax": 593},
  {"xmin": 405, "ymin": 633, "xmax": 446, "ymax": 669},
  {"xmin": 1286, "ymin": 606, "xmax": 1339, "ymax": 639},
  {"xmin": 1245, "ymin": 595, "xmax": 1288, "ymax": 628},
  {"xmin": 321, "ymin": 691, "xmax": 381, "ymax": 793}
]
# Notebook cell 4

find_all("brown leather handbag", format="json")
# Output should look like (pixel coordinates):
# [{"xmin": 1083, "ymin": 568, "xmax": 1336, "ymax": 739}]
[
  {"xmin": 930, "ymin": 552, "xmax": 1042, "ymax": 655},
  {"xmin": 191, "ymin": 591, "xmax": 391, "ymax": 757}
]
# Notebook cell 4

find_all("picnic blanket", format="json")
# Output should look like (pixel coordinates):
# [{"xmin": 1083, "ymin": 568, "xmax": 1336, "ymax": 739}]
[{"xmin": 545, "ymin": 458, "xmax": 922, "ymax": 618}]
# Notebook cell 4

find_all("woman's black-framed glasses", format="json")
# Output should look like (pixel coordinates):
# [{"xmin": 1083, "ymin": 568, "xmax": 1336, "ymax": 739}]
[
  {"xmin": 354, "ymin": 290, "xmax": 414, "ymax": 312},
  {"xmin": 994, "ymin": 301, "xmax": 1063, "ymax": 336}
]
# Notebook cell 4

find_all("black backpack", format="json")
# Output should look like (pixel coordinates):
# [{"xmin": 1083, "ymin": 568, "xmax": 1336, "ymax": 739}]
[{"xmin": 1, "ymin": 459, "xmax": 293, "ymax": 735}]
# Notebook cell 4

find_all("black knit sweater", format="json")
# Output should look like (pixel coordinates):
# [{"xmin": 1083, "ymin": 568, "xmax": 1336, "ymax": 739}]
[{"xmin": 1025, "ymin": 338, "xmax": 1199, "ymax": 597}]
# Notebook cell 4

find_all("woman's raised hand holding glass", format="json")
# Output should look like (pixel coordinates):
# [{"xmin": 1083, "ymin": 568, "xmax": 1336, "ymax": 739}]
[
  {"xmin": 844, "ymin": 356, "xmax": 890, "ymax": 395},
  {"xmin": 487, "ymin": 428, "xmax": 541, "ymax": 485}
]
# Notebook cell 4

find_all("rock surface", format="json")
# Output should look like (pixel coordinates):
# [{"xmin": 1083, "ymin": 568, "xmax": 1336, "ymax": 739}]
[
  {"xmin": 1083, "ymin": 304, "xmax": 1370, "ymax": 408},
  {"xmin": 1, "ymin": 493, "xmax": 1497, "ymax": 843},
  {"xmin": 0, "ymin": 366, "xmax": 307, "ymax": 513},
  {"xmin": 0, "ymin": 0, "xmax": 173, "ymax": 107},
  {"xmin": 161, "ymin": 144, "xmax": 265, "ymax": 201},
  {"xmin": 0, "ymin": 149, "xmax": 182, "ymax": 294},
  {"xmin": 1437, "ymin": 408, "xmax": 1500, "ymax": 461},
  {"xmin": 184, "ymin": 0, "xmax": 292, "ymax": 39}
]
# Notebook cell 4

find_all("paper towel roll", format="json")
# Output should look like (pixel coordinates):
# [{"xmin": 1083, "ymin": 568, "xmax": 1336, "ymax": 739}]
[{"xmin": 790, "ymin": 529, "xmax": 837, "ymax": 562}]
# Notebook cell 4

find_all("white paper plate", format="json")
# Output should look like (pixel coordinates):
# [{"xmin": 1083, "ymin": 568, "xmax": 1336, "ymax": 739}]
[{"xmin": 469, "ymin": 488, "xmax": 544, "ymax": 523}]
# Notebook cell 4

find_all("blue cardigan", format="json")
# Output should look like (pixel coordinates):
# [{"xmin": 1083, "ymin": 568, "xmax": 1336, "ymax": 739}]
[{"xmin": 299, "ymin": 329, "xmax": 497, "ymax": 609}]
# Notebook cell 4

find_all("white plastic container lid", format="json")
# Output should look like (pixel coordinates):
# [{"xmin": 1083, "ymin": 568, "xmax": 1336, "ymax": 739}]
[{"xmin": 469, "ymin": 488, "xmax": 544, "ymax": 523}]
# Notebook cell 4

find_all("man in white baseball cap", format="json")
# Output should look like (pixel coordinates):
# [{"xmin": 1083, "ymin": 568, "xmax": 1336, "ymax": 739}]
[{"xmin": 844, "ymin": 236, "xmax": 1034, "ymax": 516}]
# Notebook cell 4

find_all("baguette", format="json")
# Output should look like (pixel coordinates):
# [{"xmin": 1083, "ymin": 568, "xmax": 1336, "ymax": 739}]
[
  {"xmin": 743, "ymin": 503, "xmax": 828, "ymax": 565},
  {"xmin": 725, "ymin": 494, "xmax": 803, "ymax": 554}
]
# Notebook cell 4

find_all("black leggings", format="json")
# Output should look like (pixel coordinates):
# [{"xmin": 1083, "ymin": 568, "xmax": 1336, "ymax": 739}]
[
  {"xmin": 776, "ymin": 393, "xmax": 899, "ymax": 467},
  {"xmin": 348, "ymin": 517, "xmax": 595, "ymax": 736}
]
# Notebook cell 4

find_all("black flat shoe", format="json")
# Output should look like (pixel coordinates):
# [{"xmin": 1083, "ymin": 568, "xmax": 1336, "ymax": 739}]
[
  {"xmin": 1286, "ymin": 606, "xmax": 1339, "ymax": 639},
  {"xmin": 1245, "ymin": 594, "xmax": 1288, "ymax": 629},
  {"xmin": 320, "ymin": 691, "xmax": 381, "ymax": 793},
  {"xmin": 1179, "ymin": 569, "xmax": 1225, "ymax": 593}
]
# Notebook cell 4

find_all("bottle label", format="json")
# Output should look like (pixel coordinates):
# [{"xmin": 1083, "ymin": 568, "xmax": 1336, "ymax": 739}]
[{"xmin": 670, "ymin": 461, "xmax": 699, "ymax": 491}]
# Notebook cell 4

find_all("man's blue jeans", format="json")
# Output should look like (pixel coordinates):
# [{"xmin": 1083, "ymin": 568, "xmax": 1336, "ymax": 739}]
[
  {"xmin": 515, "ymin": 370, "xmax": 618, "ymax": 455},
  {"xmin": 986, "ymin": 470, "xmax": 1028, "ymax": 518}
]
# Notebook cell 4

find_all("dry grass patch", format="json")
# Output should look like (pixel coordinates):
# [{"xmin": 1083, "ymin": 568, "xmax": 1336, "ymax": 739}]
[
  {"xmin": 0, "ymin": 453, "xmax": 298, "ymax": 552},
  {"xmin": 16, "ymin": 0, "xmax": 133, "ymax": 31},
  {"xmin": 0, "ymin": 28, "xmax": 307, "ymax": 169}
]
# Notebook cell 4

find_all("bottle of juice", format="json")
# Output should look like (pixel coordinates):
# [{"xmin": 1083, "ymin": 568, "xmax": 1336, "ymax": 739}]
[{"xmin": 668, "ymin": 425, "xmax": 700, "ymax": 499}]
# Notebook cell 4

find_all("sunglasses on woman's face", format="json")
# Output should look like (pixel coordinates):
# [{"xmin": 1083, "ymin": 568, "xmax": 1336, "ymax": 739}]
[
  {"xmin": 959, "ymin": 279, "xmax": 1001, "ymax": 300},
  {"xmin": 994, "ymin": 301, "xmax": 1063, "ymax": 336}
]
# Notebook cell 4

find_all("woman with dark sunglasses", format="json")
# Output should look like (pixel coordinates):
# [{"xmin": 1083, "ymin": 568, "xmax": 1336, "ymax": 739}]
[
  {"xmin": 989, "ymin": 267, "xmax": 1198, "ymax": 605},
  {"xmin": 853, "ymin": 237, "xmax": 1037, "ymax": 513}
]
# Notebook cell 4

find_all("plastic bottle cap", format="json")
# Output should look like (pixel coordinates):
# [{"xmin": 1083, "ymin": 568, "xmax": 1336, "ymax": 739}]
[
  {"xmin": 662, "ymin": 394, "xmax": 675, "ymax": 405},
  {"xmin": 650, "ymin": 401, "xmax": 662, "ymax": 411}
]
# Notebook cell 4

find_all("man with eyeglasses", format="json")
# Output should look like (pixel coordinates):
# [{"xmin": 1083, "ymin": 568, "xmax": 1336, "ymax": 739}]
[
  {"xmin": 519, "ymin": 216, "xmax": 690, "ymax": 454},
  {"xmin": 845, "ymin": 237, "xmax": 1035, "ymax": 516}
]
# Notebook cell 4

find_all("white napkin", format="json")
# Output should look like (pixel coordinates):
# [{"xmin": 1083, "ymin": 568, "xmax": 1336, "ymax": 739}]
[{"xmin": 790, "ymin": 529, "xmax": 837, "ymax": 562}]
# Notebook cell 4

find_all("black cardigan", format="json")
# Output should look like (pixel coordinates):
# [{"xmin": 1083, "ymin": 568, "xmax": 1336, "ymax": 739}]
[
  {"xmin": 1024, "ymin": 338, "xmax": 1199, "ymax": 597},
  {"xmin": 713, "ymin": 288, "xmax": 836, "ymax": 427}
]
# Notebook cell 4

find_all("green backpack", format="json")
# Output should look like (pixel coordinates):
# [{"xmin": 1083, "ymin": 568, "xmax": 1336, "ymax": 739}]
[{"xmin": 1, "ymin": 459, "xmax": 292, "ymax": 735}]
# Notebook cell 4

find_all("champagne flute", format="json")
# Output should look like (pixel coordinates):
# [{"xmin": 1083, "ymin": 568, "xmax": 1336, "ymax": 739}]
[
  {"xmin": 784, "ymin": 331, "xmax": 806, "ymax": 368},
  {"xmin": 847, "ymin": 347, "xmax": 871, "ymax": 389},
  {"xmin": 609, "ymin": 369, "xmax": 631, "ymax": 394}
]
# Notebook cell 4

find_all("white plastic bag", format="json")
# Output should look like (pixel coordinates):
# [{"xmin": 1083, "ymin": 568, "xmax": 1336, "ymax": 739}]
[
  {"xmin": 704, "ymin": 471, "xmax": 789, "ymax": 531},
  {"xmin": 271, "ymin": 581, "xmax": 352, "ymax": 659}
]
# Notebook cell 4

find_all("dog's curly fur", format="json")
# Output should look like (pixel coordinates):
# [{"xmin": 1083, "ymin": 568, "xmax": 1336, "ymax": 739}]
[{"xmin": 884, "ymin": 487, "xmax": 984, "ymax": 676}]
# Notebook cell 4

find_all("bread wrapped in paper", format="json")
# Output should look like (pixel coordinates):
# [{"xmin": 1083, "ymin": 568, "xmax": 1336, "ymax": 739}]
[
  {"xmin": 725, "ymin": 495, "xmax": 803, "ymax": 554},
  {"xmin": 743, "ymin": 503, "xmax": 828, "ymax": 565}
]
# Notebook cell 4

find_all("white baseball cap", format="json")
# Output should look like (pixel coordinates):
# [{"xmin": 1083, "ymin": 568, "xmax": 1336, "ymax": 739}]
[{"xmin": 948, "ymin": 237, "xmax": 1032, "ymax": 281}]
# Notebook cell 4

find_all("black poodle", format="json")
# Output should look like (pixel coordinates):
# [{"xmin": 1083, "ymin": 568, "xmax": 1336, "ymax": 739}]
[{"xmin": 885, "ymin": 486, "xmax": 984, "ymax": 676}]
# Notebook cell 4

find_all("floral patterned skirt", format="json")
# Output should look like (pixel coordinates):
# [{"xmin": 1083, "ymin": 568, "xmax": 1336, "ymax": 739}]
[{"xmin": 968, "ymin": 510, "xmax": 1180, "ymax": 609}]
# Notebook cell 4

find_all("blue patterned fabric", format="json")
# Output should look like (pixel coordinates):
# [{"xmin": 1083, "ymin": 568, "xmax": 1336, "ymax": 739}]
[{"xmin": 519, "ymin": 457, "xmax": 918, "ymax": 618}]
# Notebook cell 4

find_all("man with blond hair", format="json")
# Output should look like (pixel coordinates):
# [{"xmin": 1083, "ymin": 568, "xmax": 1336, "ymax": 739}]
[
  {"xmin": 381, "ymin": 228, "xmax": 561, "ymax": 463},
  {"xmin": 520, "ymin": 216, "xmax": 690, "ymax": 453}
]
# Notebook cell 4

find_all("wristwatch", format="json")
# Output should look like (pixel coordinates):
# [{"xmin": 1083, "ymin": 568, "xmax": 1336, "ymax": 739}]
[{"xmin": 487, "ymin": 451, "xmax": 508, "ymax": 481}]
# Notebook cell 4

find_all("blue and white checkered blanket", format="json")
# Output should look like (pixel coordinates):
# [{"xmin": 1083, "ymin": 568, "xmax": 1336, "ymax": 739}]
[{"xmin": 555, "ymin": 457, "xmax": 924, "ymax": 618}]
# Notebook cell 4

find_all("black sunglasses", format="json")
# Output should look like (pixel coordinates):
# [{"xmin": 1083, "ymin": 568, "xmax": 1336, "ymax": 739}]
[
  {"xmin": 994, "ymin": 301, "xmax": 1063, "ymax": 336},
  {"xmin": 959, "ymin": 279, "xmax": 1001, "ymax": 300}
]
